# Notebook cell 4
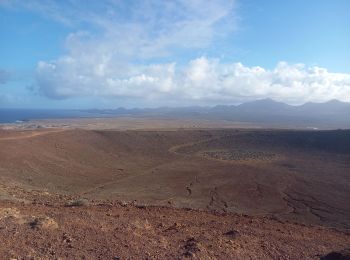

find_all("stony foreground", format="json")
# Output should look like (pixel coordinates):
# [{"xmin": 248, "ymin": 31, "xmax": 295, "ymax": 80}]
[{"xmin": 0, "ymin": 198, "xmax": 349, "ymax": 259}]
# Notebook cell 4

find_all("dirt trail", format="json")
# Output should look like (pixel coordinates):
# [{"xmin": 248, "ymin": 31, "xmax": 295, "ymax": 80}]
[
  {"xmin": 168, "ymin": 134, "xmax": 233, "ymax": 154},
  {"xmin": 0, "ymin": 129, "xmax": 67, "ymax": 141}
]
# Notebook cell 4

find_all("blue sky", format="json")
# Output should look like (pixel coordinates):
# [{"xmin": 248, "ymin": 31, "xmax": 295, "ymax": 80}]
[{"xmin": 0, "ymin": 0, "xmax": 349, "ymax": 108}]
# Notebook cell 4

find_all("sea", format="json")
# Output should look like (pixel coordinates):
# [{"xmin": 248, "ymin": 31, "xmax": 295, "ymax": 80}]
[{"xmin": 0, "ymin": 109, "xmax": 101, "ymax": 124}]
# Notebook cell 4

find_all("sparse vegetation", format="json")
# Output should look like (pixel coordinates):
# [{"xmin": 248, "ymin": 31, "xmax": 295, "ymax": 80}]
[
  {"xmin": 201, "ymin": 149, "xmax": 277, "ymax": 161},
  {"xmin": 65, "ymin": 198, "xmax": 89, "ymax": 207}
]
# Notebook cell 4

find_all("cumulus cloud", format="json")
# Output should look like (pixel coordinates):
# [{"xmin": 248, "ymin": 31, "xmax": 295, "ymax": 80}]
[{"xmin": 36, "ymin": 57, "xmax": 350, "ymax": 105}]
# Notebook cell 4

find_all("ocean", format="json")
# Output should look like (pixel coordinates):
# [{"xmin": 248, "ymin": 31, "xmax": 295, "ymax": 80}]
[{"xmin": 0, "ymin": 109, "xmax": 98, "ymax": 124}]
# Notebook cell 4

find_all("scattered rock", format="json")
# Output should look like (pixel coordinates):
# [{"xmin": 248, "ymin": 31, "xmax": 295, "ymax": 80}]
[
  {"xmin": 224, "ymin": 229, "xmax": 240, "ymax": 239},
  {"xmin": 135, "ymin": 204, "xmax": 146, "ymax": 209},
  {"xmin": 164, "ymin": 222, "xmax": 181, "ymax": 233},
  {"xmin": 0, "ymin": 208, "xmax": 21, "ymax": 220},
  {"xmin": 320, "ymin": 249, "xmax": 350, "ymax": 260},
  {"xmin": 183, "ymin": 237, "xmax": 200, "ymax": 257},
  {"xmin": 30, "ymin": 217, "xmax": 58, "ymax": 230},
  {"xmin": 120, "ymin": 201, "xmax": 128, "ymax": 207},
  {"xmin": 63, "ymin": 233, "xmax": 73, "ymax": 244}
]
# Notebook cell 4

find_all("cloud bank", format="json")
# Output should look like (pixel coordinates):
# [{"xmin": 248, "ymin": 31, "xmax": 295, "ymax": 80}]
[{"xmin": 36, "ymin": 57, "xmax": 350, "ymax": 105}]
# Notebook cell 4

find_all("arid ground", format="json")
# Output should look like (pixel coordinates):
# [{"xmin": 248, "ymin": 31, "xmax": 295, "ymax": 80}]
[{"xmin": 0, "ymin": 119, "xmax": 349, "ymax": 259}]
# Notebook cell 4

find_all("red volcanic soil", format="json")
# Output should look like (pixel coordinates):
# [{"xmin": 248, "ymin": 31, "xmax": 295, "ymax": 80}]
[
  {"xmin": 0, "ymin": 127, "xmax": 350, "ymax": 258},
  {"xmin": 0, "ymin": 195, "xmax": 349, "ymax": 259}
]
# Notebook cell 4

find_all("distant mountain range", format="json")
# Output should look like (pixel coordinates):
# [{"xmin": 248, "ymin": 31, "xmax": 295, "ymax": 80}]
[
  {"xmin": 1, "ymin": 99, "xmax": 349, "ymax": 128},
  {"xmin": 88, "ymin": 99, "xmax": 350, "ymax": 129}
]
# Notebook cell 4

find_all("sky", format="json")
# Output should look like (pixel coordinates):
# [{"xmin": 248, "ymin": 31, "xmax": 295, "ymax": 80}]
[{"xmin": 0, "ymin": 0, "xmax": 349, "ymax": 109}]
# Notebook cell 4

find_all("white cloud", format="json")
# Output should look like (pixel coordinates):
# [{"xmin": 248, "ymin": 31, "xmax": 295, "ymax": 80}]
[
  {"xmin": 35, "ymin": 57, "xmax": 350, "ymax": 105},
  {"xmin": 2, "ymin": 0, "xmax": 236, "ymax": 57}
]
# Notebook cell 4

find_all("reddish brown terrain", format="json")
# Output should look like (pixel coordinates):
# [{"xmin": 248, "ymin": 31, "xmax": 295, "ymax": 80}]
[{"xmin": 0, "ymin": 123, "xmax": 349, "ymax": 259}]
